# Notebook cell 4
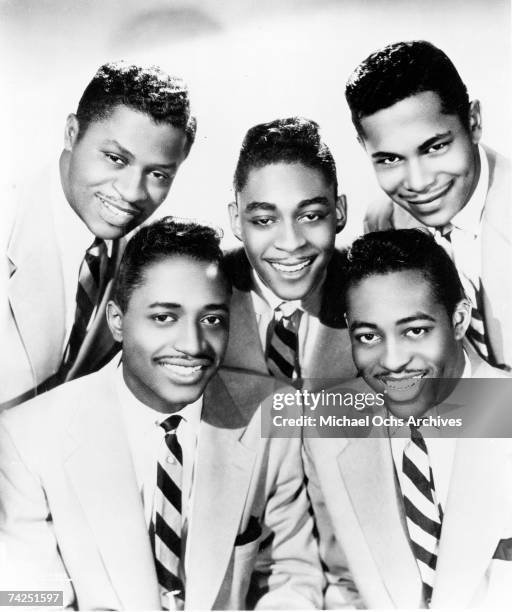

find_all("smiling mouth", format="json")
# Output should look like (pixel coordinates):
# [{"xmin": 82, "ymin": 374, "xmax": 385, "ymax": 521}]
[
  {"xmin": 379, "ymin": 373, "xmax": 426, "ymax": 390},
  {"xmin": 403, "ymin": 181, "xmax": 454, "ymax": 206},
  {"xmin": 268, "ymin": 257, "xmax": 315, "ymax": 274},
  {"xmin": 156, "ymin": 358, "xmax": 211, "ymax": 379},
  {"xmin": 97, "ymin": 193, "xmax": 138, "ymax": 222}
]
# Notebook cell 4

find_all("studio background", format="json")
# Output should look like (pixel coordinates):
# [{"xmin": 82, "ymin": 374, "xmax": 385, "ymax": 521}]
[{"xmin": 1, "ymin": 0, "xmax": 509, "ymax": 248}]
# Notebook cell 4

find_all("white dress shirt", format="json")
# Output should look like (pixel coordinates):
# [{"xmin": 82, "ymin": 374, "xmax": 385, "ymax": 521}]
[
  {"xmin": 114, "ymin": 363, "xmax": 202, "ymax": 576},
  {"xmin": 50, "ymin": 161, "xmax": 112, "ymax": 351},
  {"xmin": 250, "ymin": 269, "xmax": 323, "ymax": 374}
]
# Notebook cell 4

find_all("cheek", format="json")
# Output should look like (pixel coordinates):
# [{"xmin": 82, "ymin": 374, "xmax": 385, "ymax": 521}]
[{"xmin": 374, "ymin": 168, "xmax": 402, "ymax": 193}]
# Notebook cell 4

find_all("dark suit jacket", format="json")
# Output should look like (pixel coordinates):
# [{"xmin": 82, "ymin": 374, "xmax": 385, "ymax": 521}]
[{"xmin": 222, "ymin": 248, "xmax": 357, "ymax": 381}]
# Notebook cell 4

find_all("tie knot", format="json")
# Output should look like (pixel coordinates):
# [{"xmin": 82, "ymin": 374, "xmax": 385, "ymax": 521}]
[
  {"xmin": 160, "ymin": 414, "xmax": 182, "ymax": 434},
  {"xmin": 436, "ymin": 223, "xmax": 453, "ymax": 241},
  {"xmin": 87, "ymin": 237, "xmax": 107, "ymax": 258},
  {"xmin": 276, "ymin": 301, "xmax": 302, "ymax": 325}
]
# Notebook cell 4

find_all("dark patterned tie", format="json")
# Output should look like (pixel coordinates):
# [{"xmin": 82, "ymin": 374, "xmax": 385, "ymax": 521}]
[
  {"xmin": 151, "ymin": 415, "xmax": 185, "ymax": 610},
  {"xmin": 266, "ymin": 303, "xmax": 303, "ymax": 380},
  {"xmin": 402, "ymin": 425, "xmax": 443, "ymax": 606},
  {"xmin": 60, "ymin": 238, "xmax": 108, "ymax": 373}
]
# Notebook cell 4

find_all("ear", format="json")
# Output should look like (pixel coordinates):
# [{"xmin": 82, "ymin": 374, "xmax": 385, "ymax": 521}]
[
  {"xmin": 468, "ymin": 100, "xmax": 482, "ymax": 144},
  {"xmin": 357, "ymin": 133, "xmax": 366, "ymax": 149},
  {"xmin": 452, "ymin": 298, "xmax": 472, "ymax": 340},
  {"xmin": 106, "ymin": 300, "xmax": 124, "ymax": 343},
  {"xmin": 64, "ymin": 114, "xmax": 80, "ymax": 151},
  {"xmin": 335, "ymin": 194, "xmax": 347, "ymax": 234},
  {"xmin": 228, "ymin": 200, "xmax": 243, "ymax": 242}
]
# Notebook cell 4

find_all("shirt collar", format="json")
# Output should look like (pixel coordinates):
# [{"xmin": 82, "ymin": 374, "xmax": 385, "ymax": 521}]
[
  {"xmin": 115, "ymin": 361, "xmax": 203, "ymax": 436},
  {"xmin": 250, "ymin": 268, "xmax": 324, "ymax": 317},
  {"xmin": 449, "ymin": 144, "xmax": 489, "ymax": 238}
]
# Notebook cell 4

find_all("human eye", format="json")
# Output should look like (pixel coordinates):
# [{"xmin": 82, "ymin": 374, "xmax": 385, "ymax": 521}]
[
  {"xmin": 298, "ymin": 210, "xmax": 326, "ymax": 223},
  {"xmin": 150, "ymin": 169, "xmax": 171, "ymax": 183},
  {"xmin": 404, "ymin": 326, "xmax": 430, "ymax": 339},
  {"xmin": 250, "ymin": 216, "xmax": 275, "ymax": 227},
  {"xmin": 104, "ymin": 152, "xmax": 126, "ymax": 166},
  {"xmin": 426, "ymin": 141, "xmax": 450, "ymax": 154},
  {"xmin": 201, "ymin": 314, "xmax": 227, "ymax": 328},
  {"xmin": 151, "ymin": 313, "xmax": 177, "ymax": 324},
  {"xmin": 354, "ymin": 332, "xmax": 381, "ymax": 345},
  {"xmin": 375, "ymin": 155, "xmax": 401, "ymax": 167}
]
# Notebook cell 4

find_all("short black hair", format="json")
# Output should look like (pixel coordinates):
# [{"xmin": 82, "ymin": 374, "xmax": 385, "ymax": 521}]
[
  {"xmin": 345, "ymin": 229, "xmax": 465, "ymax": 317},
  {"xmin": 113, "ymin": 217, "xmax": 227, "ymax": 312},
  {"xmin": 76, "ymin": 61, "xmax": 196, "ymax": 154},
  {"xmin": 345, "ymin": 40, "xmax": 470, "ymax": 136},
  {"xmin": 233, "ymin": 117, "xmax": 338, "ymax": 195}
]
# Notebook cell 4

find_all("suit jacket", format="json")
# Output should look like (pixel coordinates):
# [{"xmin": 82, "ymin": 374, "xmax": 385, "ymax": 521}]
[
  {"xmin": 303, "ymin": 349, "xmax": 512, "ymax": 608},
  {"xmin": 222, "ymin": 248, "xmax": 357, "ymax": 381},
  {"xmin": 2, "ymin": 184, "xmax": 123, "ymax": 410},
  {"xmin": 364, "ymin": 145, "xmax": 512, "ymax": 371},
  {"xmin": 0, "ymin": 361, "xmax": 322, "ymax": 610}
]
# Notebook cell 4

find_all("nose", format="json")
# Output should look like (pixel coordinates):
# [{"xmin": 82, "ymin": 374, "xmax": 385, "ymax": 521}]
[
  {"xmin": 173, "ymin": 319, "xmax": 204, "ymax": 357},
  {"xmin": 404, "ymin": 158, "xmax": 435, "ymax": 193},
  {"xmin": 113, "ymin": 167, "xmax": 147, "ymax": 204},
  {"xmin": 274, "ymin": 220, "xmax": 307, "ymax": 252},
  {"xmin": 379, "ymin": 338, "xmax": 411, "ymax": 373}
]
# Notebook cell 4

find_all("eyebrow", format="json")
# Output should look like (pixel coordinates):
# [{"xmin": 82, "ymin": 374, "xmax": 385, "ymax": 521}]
[
  {"xmin": 148, "ymin": 302, "xmax": 230, "ymax": 312},
  {"xmin": 103, "ymin": 139, "xmax": 178, "ymax": 170},
  {"xmin": 349, "ymin": 313, "xmax": 436, "ymax": 332},
  {"xmin": 244, "ymin": 196, "xmax": 331, "ymax": 213},
  {"xmin": 371, "ymin": 131, "xmax": 453, "ymax": 159}
]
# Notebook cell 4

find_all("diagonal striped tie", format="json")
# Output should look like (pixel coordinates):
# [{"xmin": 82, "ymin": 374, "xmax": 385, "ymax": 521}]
[
  {"xmin": 60, "ymin": 238, "xmax": 108, "ymax": 373},
  {"xmin": 151, "ymin": 415, "xmax": 185, "ymax": 610},
  {"xmin": 266, "ymin": 303, "xmax": 303, "ymax": 380},
  {"xmin": 402, "ymin": 425, "xmax": 443, "ymax": 606},
  {"xmin": 438, "ymin": 229, "xmax": 490, "ymax": 361}
]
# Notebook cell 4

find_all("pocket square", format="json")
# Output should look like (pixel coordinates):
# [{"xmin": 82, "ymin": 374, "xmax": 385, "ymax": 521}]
[
  {"xmin": 235, "ymin": 515, "xmax": 262, "ymax": 546},
  {"xmin": 493, "ymin": 538, "xmax": 512, "ymax": 561}
]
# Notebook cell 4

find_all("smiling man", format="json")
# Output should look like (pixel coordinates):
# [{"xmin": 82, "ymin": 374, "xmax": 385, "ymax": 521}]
[
  {"xmin": 303, "ymin": 229, "xmax": 512, "ymax": 609},
  {"xmin": 224, "ymin": 117, "xmax": 356, "ymax": 381},
  {"xmin": 2, "ymin": 61, "xmax": 196, "ymax": 409},
  {"xmin": 0, "ymin": 218, "xmax": 322, "ymax": 610},
  {"xmin": 345, "ymin": 40, "xmax": 511, "ymax": 371}
]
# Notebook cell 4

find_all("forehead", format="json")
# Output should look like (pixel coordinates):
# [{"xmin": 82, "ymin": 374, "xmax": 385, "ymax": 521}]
[
  {"xmin": 347, "ymin": 270, "xmax": 444, "ymax": 324},
  {"xmin": 360, "ymin": 91, "xmax": 467, "ymax": 152},
  {"xmin": 81, "ymin": 104, "xmax": 187, "ymax": 159},
  {"xmin": 130, "ymin": 256, "xmax": 228, "ymax": 306},
  {"xmin": 238, "ymin": 162, "xmax": 334, "ymax": 210}
]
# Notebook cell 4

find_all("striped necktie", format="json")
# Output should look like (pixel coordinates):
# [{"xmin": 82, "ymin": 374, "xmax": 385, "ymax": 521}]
[
  {"xmin": 61, "ymin": 237, "xmax": 108, "ymax": 373},
  {"xmin": 151, "ymin": 415, "xmax": 185, "ymax": 610},
  {"xmin": 401, "ymin": 425, "xmax": 443, "ymax": 606},
  {"xmin": 266, "ymin": 303, "xmax": 303, "ymax": 380},
  {"xmin": 437, "ymin": 228, "xmax": 490, "ymax": 361}
]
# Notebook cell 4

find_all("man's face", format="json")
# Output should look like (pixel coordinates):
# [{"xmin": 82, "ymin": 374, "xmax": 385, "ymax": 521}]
[
  {"xmin": 108, "ymin": 256, "xmax": 230, "ymax": 413},
  {"xmin": 229, "ymin": 162, "xmax": 345, "ymax": 301},
  {"xmin": 359, "ymin": 91, "xmax": 481, "ymax": 228},
  {"xmin": 346, "ymin": 270, "xmax": 467, "ymax": 417},
  {"xmin": 62, "ymin": 104, "xmax": 188, "ymax": 240}
]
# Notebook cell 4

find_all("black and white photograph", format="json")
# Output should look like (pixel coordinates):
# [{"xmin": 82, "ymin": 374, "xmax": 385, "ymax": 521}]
[{"xmin": 1, "ymin": 0, "xmax": 511, "ymax": 609}]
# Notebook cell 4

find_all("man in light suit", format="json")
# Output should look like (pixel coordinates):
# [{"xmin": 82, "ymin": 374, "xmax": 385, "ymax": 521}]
[
  {"xmin": 2, "ymin": 61, "xmax": 196, "ymax": 409},
  {"xmin": 225, "ymin": 117, "xmax": 356, "ymax": 382},
  {"xmin": 0, "ymin": 218, "xmax": 322, "ymax": 610},
  {"xmin": 345, "ymin": 40, "xmax": 511, "ymax": 371},
  {"xmin": 304, "ymin": 229, "xmax": 512, "ymax": 608}
]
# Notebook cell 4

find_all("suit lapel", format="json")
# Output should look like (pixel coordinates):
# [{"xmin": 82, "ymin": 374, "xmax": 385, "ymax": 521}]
[
  {"xmin": 306, "ymin": 325, "xmax": 355, "ymax": 379},
  {"xmin": 432, "ymin": 438, "xmax": 509, "ymax": 608},
  {"xmin": 7, "ymin": 195, "xmax": 65, "ymax": 385},
  {"xmin": 185, "ymin": 374, "xmax": 257, "ymax": 610},
  {"xmin": 335, "ymin": 433, "xmax": 423, "ymax": 607},
  {"xmin": 64, "ymin": 368, "xmax": 160, "ymax": 609}
]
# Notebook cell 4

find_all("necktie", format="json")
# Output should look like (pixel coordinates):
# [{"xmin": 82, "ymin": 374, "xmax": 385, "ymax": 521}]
[
  {"xmin": 61, "ymin": 238, "xmax": 108, "ymax": 374},
  {"xmin": 151, "ymin": 415, "xmax": 185, "ymax": 610},
  {"xmin": 266, "ymin": 303, "xmax": 303, "ymax": 380},
  {"xmin": 437, "ymin": 228, "xmax": 490, "ymax": 361},
  {"xmin": 401, "ymin": 425, "xmax": 443, "ymax": 605}
]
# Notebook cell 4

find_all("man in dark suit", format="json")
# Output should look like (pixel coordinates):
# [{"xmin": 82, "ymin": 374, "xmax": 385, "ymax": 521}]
[
  {"xmin": 345, "ymin": 40, "xmax": 511, "ymax": 371},
  {"xmin": 0, "ymin": 218, "xmax": 322, "ymax": 610},
  {"xmin": 2, "ymin": 61, "xmax": 196, "ymax": 409},
  {"xmin": 225, "ymin": 117, "xmax": 356, "ymax": 382}
]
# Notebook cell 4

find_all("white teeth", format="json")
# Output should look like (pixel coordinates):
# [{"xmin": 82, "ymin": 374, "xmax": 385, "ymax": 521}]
[
  {"xmin": 159, "ymin": 363, "xmax": 202, "ymax": 374},
  {"xmin": 271, "ymin": 260, "xmax": 311, "ymax": 273},
  {"xmin": 97, "ymin": 195, "xmax": 135, "ymax": 219}
]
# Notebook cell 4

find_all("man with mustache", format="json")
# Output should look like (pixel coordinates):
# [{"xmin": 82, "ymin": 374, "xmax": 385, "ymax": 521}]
[
  {"xmin": 345, "ymin": 40, "xmax": 511, "ymax": 371},
  {"xmin": 0, "ymin": 217, "xmax": 322, "ymax": 609},
  {"xmin": 224, "ymin": 117, "xmax": 356, "ymax": 382},
  {"xmin": 2, "ymin": 61, "xmax": 196, "ymax": 409},
  {"xmin": 304, "ymin": 229, "xmax": 512, "ymax": 609}
]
